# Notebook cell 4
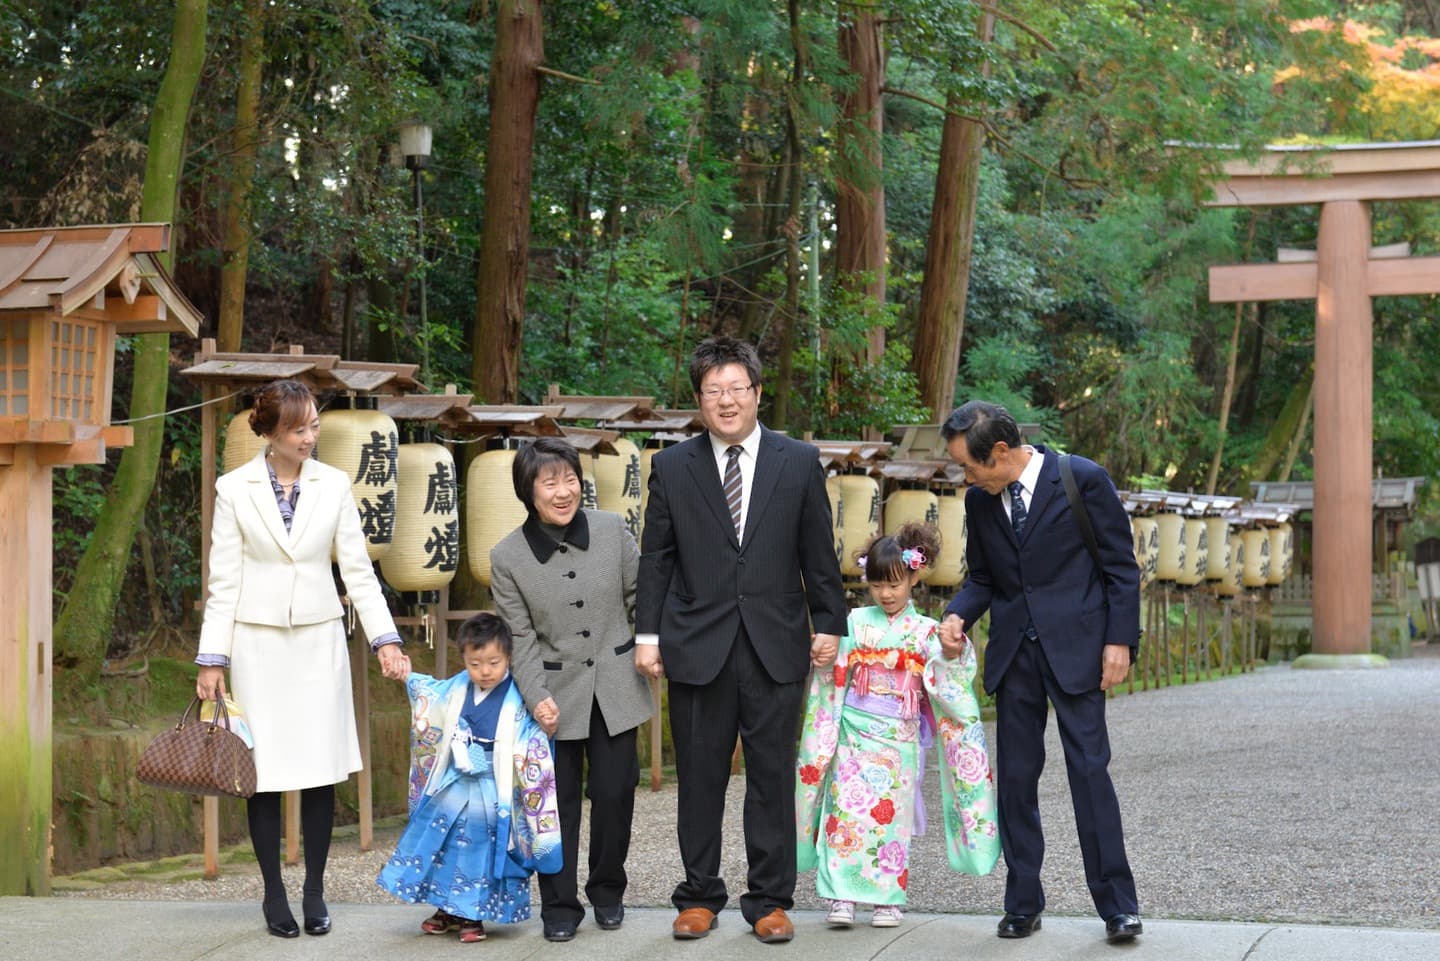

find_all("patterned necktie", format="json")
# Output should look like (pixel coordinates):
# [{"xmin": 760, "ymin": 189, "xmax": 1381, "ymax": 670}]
[
  {"xmin": 723, "ymin": 445, "xmax": 744, "ymax": 538},
  {"xmin": 1008, "ymin": 480, "xmax": 1028, "ymax": 540}
]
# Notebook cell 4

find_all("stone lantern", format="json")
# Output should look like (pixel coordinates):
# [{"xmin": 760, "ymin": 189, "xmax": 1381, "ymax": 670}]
[{"xmin": 0, "ymin": 223, "xmax": 200, "ymax": 895}]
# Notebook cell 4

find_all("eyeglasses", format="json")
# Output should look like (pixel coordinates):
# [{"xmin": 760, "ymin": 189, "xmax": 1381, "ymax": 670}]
[{"xmin": 699, "ymin": 384, "xmax": 754, "ymax": 401}]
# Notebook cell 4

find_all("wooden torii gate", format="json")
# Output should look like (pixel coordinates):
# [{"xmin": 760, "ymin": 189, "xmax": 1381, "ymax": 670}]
[{"xmin": 1206, "ymin": 141, "xmax": 1440, "ymax": 666}]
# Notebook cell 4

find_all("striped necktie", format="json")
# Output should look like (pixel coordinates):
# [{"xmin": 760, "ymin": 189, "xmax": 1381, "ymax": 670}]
[{"xmin": 723, "ymin": 445, "xmax": 744, "ymax": 539}]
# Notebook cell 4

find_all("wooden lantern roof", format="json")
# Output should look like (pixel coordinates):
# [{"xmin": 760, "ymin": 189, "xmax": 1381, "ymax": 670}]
[{"xmin": 0, "ymin": 223, "xmax": 201, "ymax": 335}]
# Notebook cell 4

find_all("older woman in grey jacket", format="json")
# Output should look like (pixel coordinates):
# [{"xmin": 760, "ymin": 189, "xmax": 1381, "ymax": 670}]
[{"xmin": 488, "ymin": 437, "xmax": 652, "ymax": 943}]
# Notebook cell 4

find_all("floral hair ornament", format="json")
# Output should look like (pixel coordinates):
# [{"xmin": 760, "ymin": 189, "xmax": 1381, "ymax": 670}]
[
  {"xmin": 857, "ymin": 555, "xmax": 869, "ymax": 582},
  {"xmin": 901, "ymin": 547, "xmax": 926, "ymax": 571}
]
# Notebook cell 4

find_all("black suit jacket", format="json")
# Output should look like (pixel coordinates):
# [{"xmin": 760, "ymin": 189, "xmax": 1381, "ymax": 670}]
[
  {"xmin": 636, "ymin": 426, "xmax": 848, "ymax": 686},
  {"xmin": 946, "ymin": 446, "xmax": 1140, "ymax": 696}
]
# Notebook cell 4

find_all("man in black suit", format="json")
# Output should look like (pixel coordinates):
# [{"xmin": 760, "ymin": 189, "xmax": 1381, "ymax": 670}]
[
  {"xmin": 937, "ymin": 400, "xmax": 1143, "ymax": 944},
  {"xmin": 635, "ymin": 336, "xmax": 846, "ymax": 944}
]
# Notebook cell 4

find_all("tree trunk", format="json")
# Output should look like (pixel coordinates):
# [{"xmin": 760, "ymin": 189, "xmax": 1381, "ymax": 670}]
[
  {"xmin": 835, "ymin": 3, "xmax": 886, "ymax": 365},
  {"xmin": 914, "ymin": 9, "xmax": 994, "ymax": 424},
  {"xmin": 216, "ymin": 0, "xmax": 263, "ymax": 353},
  {"xmin": 472, "ymin": 0, "xmax": 544, "ymax": 403},
  {"xmin": 1204, "ymin": 301, "xmax": 1250, "ymax": 494},
  {"xmin": 52, "ymin": 0, "xmax": 209, "ymax": 684},
  {"xmin": 772, "ymin": 0, "xmax": 808, "ymax": 431},
  {"xmin": 1248, "ymin": 363, "xmax": 1313, "ymax": 484}
]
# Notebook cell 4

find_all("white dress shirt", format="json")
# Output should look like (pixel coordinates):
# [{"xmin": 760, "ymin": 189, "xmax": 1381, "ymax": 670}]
[{"xmin": 1004, "ymin": 445, "xmax": 1043, "ymax": 524}]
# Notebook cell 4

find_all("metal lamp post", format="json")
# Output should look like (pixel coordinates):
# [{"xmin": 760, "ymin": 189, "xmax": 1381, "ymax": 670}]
[{"xmin": 398, "ymin": 120, "xmax": 432, "ymax": 385}]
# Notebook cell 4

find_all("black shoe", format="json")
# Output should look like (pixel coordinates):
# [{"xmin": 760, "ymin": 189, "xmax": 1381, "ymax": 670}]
[
  {"xmin": 543, "ymin": 920, "xmax": 578, "ymax": 942},
  {"xmin": 593, "ymin": 904, "xmax": 624, "ymax": 930},
  {"xmin": 302, "ymin": 894, "xmax": 330, "ymax": 935},
  {"xmin": 263, "ymin": 900, "xmax": 300, "ymax": 939},
  {"xmin": 997, "ymin": 912, "xmax": 1042, "ymax": 939},
  {"xmin": 1105, "ymin": 913, "xmax": 1143, "ymax": 943}
]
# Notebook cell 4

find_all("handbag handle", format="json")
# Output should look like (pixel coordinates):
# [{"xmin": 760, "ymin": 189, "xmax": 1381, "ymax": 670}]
[{"xmin": 177, "ymin": 694, "xmax": 231, "ymax": 732}]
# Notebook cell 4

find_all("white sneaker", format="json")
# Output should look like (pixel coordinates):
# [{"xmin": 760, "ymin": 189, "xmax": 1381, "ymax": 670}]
[
  {"xmin": 871, "ymin": 905, "xmax": 903, "ymax": 928},
  {"xmin": 825, "ymin": 900, "xmax": 855, "ymax": 927}
]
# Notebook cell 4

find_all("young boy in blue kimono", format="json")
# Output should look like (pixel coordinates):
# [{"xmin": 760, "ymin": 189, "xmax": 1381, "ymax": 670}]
[{"xmin": 378, "ymin": 613, "xmax": 562, "ymax": 942}]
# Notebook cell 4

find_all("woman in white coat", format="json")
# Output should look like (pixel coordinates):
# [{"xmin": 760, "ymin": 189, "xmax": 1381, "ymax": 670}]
[{"xmin": 195, "ymin": 379, "xmax": 409, "ymax": 939}]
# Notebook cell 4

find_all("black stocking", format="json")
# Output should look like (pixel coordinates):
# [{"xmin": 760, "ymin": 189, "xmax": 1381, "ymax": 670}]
[
  {"xmin": 300, "ymin": 783, "xmax": 335, "ymax": 917},
  {"xmin": 247, "ymin": 791, "xmax": 290, "ymax": 922}
]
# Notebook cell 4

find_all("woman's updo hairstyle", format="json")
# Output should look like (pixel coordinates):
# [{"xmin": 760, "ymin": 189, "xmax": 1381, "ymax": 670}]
[
  {"xmin": 856, "ymin": 521, "xmax": 941, "ymax": 583},
  {"xmin": 248, "ymin": 379, "xmax": 317, "ymax": 438}
]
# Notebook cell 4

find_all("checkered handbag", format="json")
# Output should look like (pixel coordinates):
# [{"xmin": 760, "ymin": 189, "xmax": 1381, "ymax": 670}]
[{"xmin": 137, "ymin": 696, "xmax": 257, "ymax": 798}]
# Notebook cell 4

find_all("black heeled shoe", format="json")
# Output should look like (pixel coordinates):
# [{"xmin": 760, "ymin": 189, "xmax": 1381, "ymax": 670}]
[
  {"xmin": 302, "ymin": 894, "xmax": 331, "ymax": 936},
  {"xmin": 263, "ymin": 899, "xmax": 300, "ymax": 939}
]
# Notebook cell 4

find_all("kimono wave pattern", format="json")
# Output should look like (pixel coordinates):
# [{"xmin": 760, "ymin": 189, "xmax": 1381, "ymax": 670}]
[
  {"xmin": 796, "ymin": 604, "xmax": 1000, "ymax": 904},
  {"xmin": 378, "ymin": 672, "xmax": 563, "ymax": 923}
]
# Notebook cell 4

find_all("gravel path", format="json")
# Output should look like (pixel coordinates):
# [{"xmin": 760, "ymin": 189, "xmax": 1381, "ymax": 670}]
[{"xmin": 59, "ymin": 646, "xmax": 1440, "ymax": 928}]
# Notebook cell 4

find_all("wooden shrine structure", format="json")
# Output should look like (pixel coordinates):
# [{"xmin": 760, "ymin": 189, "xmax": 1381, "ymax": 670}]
[
  {"xmin": 0, "ymin": 224, "xmax": 201, "ymax": 895},
  {"xmin": 1206, "ymin": 141, "xmax": 1440, "ymax": 665}
]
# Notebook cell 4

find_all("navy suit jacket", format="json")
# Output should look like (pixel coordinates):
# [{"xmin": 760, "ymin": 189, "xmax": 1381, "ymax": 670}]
[
  {"xmin": 636, "ymin": 426, "xmax": 848, "ymax": 687},
  {"xmin": 946, "ymin": 446, "xmax": 1140, "ymax": 696}
]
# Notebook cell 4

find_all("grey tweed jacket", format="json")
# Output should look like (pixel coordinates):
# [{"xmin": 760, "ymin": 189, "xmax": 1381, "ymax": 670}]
[{"xmin": 489, "ymin": 509, "xmax": 652, "ymax": 741}]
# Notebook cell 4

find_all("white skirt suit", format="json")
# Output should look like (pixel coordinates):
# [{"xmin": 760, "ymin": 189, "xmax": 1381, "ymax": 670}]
[{"xmin": 198, "ymin": 452, "xmax": 399, "ymax": 792}]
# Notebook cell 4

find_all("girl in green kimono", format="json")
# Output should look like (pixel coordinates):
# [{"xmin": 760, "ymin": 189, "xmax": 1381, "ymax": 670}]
[{"xmin": 796, "ymin": 523, "xmax": 999, "ymax": 929}]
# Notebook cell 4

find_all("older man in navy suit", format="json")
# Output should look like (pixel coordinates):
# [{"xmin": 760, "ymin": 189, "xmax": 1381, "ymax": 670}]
[
  {"xmin": 635, "ymin": 336, "xmax": 846, "ymax": 945},
  {"xmin": 937, "ymin": 400, "xmax": 1143, "ymax": 944}
]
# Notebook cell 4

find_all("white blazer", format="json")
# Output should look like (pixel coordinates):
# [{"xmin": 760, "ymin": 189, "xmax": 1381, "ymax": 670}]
[{"xmin": 198, "ymin": 451, "xmax": 398, "ymax": 660}]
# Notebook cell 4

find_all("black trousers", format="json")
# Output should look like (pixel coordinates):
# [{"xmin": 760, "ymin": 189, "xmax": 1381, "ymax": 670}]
[
  {"xmin": 539, "ymin": 699, "xmax": 639, "ymax": 926},
  {"xmin": 994, "ymin": 634, "xmax": 1138, "ymax": 919},
  {"xmin": 668, "ymin": 625, "xmax": 804, "ymax": 925}
]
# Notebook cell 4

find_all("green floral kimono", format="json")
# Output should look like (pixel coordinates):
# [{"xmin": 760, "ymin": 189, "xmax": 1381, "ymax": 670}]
[{"xmin": 796, "ymin": 603, "xmax": 999, "ymax": 904}]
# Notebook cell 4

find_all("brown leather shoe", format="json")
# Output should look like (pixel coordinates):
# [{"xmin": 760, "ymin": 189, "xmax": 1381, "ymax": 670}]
[
  {"xmin": 672, "ymin": 907, "xmax": 718, "ymax": 940},
  {"xmin": 753, "ymin": 908, "xmax": 794, "ymax": 944}
]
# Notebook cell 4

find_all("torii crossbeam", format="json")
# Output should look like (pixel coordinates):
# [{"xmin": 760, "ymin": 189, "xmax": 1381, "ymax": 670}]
[{"xmin": 1207, "ymin": 141, "xmax": 1440, "ymax": 665}]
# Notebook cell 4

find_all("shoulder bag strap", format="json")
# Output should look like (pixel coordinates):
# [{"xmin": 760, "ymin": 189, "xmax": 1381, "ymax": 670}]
[{"xmin": 1059, "ymin": 454, "xmax": 1103, "ymax": 571}]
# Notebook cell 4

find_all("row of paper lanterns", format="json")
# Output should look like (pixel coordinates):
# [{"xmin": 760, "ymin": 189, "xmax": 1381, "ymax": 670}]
[
  {"xmin": 225, "ymin": 411, "xmax": 1291, "ymax": 597},
  {"xmin": 1132, "ymin": 514, "xmax": 1294, "ymax": 595}
]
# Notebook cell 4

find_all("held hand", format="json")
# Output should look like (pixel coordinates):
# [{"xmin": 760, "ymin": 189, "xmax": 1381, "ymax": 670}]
[
  {"xmin": 811, "ymin": 633, "xmax": 839, "ymax": 668},
  {"xmin": 1100, "ymin": 643, "xmax": 1131, "ymax": 691},
  {"xmin": 939, "ymin": 614, "xmax": 968, "ymax": 660},
  {"xmin": 535, "ymin": 697, "xmax": 560, "ymax": 736},
  {"xmin": 196, "ymin": 665, "xmax": 227, "ymax": 701},
  {"xmin": 377, "ymin": 643, "xmax": 411, "ymax": 681},
  {"xmin": 635, "ymin": 644, "xmax": 665, "ymax": 680}
]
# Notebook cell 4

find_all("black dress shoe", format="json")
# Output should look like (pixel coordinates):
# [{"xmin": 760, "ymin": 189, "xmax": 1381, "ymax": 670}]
[
  {"xmin": 997, "ymin": 912, "xmax": 1042, "ymax": 939},
  {"xmin": 593, "ymin": 904, "xmax": 624, "ymax": 930},
  {"xmin": 263, "ymin": 900, "xmax": 300, "ymax": 939},
  {"xmin": 1105, "ymin": 913, "xmax": 1143, "ymax": 943},
  {"xmin": 543, "ymin": 920, "xmax": 578, "ymax": 942},
  {"xmin": 302, "ymin": 894, "xmax": 331, "ymax": 935}
]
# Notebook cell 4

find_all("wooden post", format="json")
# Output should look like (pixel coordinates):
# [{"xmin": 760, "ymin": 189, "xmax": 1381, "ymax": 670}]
[
  {"xmin": 352, "ymin": 617, "xmax": 373, "ymax": 852},
  {"xmin": 0, "ymin": 446, "xmax": 54, "ymax": 895},
  {"xmin": 1312, "ymin": 201, "xmax": 1375, "ymax": 655},
  {"xmin": 200, "ymin": 367, "xmax": 221, "ymax": 879}
]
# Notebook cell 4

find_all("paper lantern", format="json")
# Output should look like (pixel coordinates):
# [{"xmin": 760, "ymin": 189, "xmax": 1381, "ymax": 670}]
[
  {"xmin": 380, "ymin": 443, "xmax": 459, "ymax": 592},
  {"xmin": 465, "ymin": 448, "xmax": 530, "ymax": 588},
  {"xmin": 317, "ymin": 408, "xmax": 399, "ymax": 561},
  {"xmin": 222, "ymin": 411, "xmax": 267, "ymax": 474},
  {"xmin": 1215, "ymin": 533, "xmax": 1244, "ymax": 598},
  {"xmin": 1240, "ymin": 529, "xmax": 1271, "ymax": 588},
  {"xmin": 1266, "ymin": 523, "xmax": 1294, "ymax": 586},
  {"xmin": 826, "ymin": 475, "xmax": 844, "ymax": 570},
  {"xmin": 580, "ymin": 452, "xmax": 599, "ymax": 512},
  {"xmin": 929, "ymin": 492, "xmax": 968, "ymax": 588},
  {"xmin": 1177, "ymin": 518, "xmax": 1208, "ymax": 586},
  {"xmin": 830, "ymin": 474, "xmax": 880, "ymax": 577},
  {"xmin": 1204, "ymin": 518, "xmax": 1231, "ymax": 582},
  {"xmin": 638, "ymin": 446, "xmax": 659, "ymax": 537},
  {"xmin": 595, "ymin": 437, "xmax": 642, "ymax": 541},
  {"xmin": 1132, "ymin": 517, "xmax": 1159, "ymax": 590},
  {"xmin": 1155, "ymin": 513, "xmax": 1186, "ymax": 583},
  {"xmin": 884, "ymin": 489, "xmax": 939, "ymax": 583}
]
